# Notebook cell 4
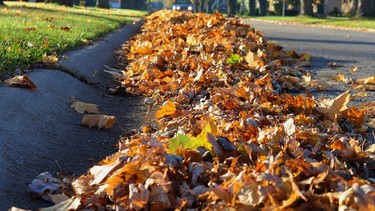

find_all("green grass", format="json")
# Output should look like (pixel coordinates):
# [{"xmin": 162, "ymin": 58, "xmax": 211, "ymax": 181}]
[
  {"xmin": 0, "ymin": 2, "xmax": 146, "ymax": 76},
  {"xmin": 247, "ymin": 16, "xmax": 375, "ymax": 30}
]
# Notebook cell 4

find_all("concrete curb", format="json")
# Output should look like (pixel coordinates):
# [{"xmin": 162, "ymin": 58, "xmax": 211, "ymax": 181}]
[
  {"xmin": 1, "ymin": 19, "xmax": 147, "ymax": 210},
  {"xmin": 58, "ymin": 19, "xmax": 144, "ymax": 89}
]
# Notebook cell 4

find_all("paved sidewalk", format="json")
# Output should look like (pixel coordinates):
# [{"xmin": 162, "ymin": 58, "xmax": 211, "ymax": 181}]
[{"xmin": 0, "ymin": 20, "xmax": 147, "ymax": 210}]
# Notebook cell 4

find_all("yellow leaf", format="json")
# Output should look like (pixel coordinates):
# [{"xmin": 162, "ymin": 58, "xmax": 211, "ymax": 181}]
[
  {"xmin": 155, "ymin": 100, "xmax": 177, "ymax": 119},
  {"xmin": 332, "ymin": 74, "xmax": 345, "ymax": 82},
  {"xmin": 71, "ymin": 96, "xmax": 100, "ymax": 114},
  {"xmin": 81, "ymin": 114, "xmax": 115, "ymax": 129},
  {"xmin": 350, "ymin": 66, "xmax": 359, "ymax": 72}
]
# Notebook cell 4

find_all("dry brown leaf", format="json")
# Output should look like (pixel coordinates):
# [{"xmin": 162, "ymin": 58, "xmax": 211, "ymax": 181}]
[
  {"xmin": 71, "ymin": 96, "xmax": 100, "ymax": 114},
  {"xmin": 81, "ymin": 114, "xmax": 115, "ymax": 129},
  {"xmin": 316, "ymin": 91, "xmax": 350, "ymax": 119},
  {"xmin": 42, "ymin": 53, "xmax": 58, "ymax": 66},
  {"xmin": 128, "ymin": 183, "xmax": 149, "ymax": 210},
  {"xmin": 353, "ymin": 84, "xmax": 375, "ymax": 91},
  {"xmin": 39, "ymin": 197, "xmax": 81, "ymax": 211},
  {"xmin": 360, "ymin": 102, "xmax": 375, "ymax": 116},
  {"xmin": 4, "ymin": 75, "xmax": 37, "ymax": 90},
  {"xmin": 245, "ymin": 50, "xmax": 261, "ymax": 68},
  {"xmin": 355, "ymin": 75, "xmax": 375, "ymax": 85},
  {"xmin": 299, "ymin": 80, "xmax": 329, "ymax": 91}
]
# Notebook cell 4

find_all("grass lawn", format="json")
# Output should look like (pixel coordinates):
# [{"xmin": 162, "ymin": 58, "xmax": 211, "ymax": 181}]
[
  {"xmin": 0, "ymin": 2, "xmax": 146, "ymax": 77},
  {"xmin": 247, "ymin": 15, "xmax": 375, "ymax": 30}
]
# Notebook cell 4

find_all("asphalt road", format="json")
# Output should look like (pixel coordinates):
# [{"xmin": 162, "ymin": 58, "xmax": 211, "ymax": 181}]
[{"xmin": 243, "ymin": 19, "xmax": 375, "ymax": 103}]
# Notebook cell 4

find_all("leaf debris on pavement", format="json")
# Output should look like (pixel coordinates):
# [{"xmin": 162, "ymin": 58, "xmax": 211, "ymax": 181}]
[
  {"xmin": 4, "ymin": 74, "xmax": 37, "ymax": 90},
  {"xmin": 35, "ymin": 10, "xmax": 375, "ymax": 210}
]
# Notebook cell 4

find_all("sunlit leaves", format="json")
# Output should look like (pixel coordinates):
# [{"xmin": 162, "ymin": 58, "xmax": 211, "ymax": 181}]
[
  {"xmin": 226, "ymin": 54, "xmax": 243, "ymax": 64},
  {"xmin": 168, "ymin": 118, "xmax": 217, "ymax": 153},
  {"xmin": 41, "ymin": 9, "xmax": 375, "ymax": 210},
  {"xmin": 155, "ymin": 100, "xmax": 177, "ymax": 119}
]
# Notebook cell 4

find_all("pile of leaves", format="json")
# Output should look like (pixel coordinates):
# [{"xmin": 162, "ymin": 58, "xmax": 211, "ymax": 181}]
[{"xmin": 36, "ymin": 10, "xmax": 375, "ymax": 210}]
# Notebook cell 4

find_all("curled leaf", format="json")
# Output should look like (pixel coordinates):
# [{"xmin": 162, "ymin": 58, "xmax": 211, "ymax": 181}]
[
  {"xmin": 81, "ymin": 114, "xmax": 115, "ymax": 129},
  {"xmin": 71, "ymin": 96, "xmax": 100, "ymax": 114},
  {"xmin": 4, "ymin": 75, "xmax": 37, "ymax": 90}
]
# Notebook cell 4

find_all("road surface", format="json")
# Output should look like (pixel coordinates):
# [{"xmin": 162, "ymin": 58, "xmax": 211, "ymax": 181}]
[{"xmin": 243, "ymin": 19, "xmax": 375, "ymax": 103}]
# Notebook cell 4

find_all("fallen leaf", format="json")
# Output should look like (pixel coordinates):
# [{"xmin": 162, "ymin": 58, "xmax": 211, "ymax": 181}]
[
  {"xmin": 128, "ymin": 183, "xmax": 149, "ymax": 210},
  {"xmin": 355, "ymin": 75, "xmax": 375, "ymax": 85},
  {"xmin": 245, "ymin": 50, "xmax": 261, "ymax": 67},
  {"xmin": 155, "ymin": 100, "xmax": 177, "ymax": 119},
  {"xmin": 316, "ymin": 91, "xmax": 350, "ymax": 119},
  {"xmin": 40, "ymin": 197, "xmax": 81, "ymax": 211},
  {"xmin": 5, "ymin": 75, "xmax": 37, "ymax": 90},
  {"xmin": 81, "ymin": 114, "xmax": 115, "ymax": 129},
  {"xmin": 48, "ymin": 193, "xmax": 70, "ymax": 204},
  {"xmin": 27, "ymin": 172, "xmax": 63, "ymax": 202},
  {"xmin": 332, "ymin": 74, "xmax": 345, "ymax": 82},
  {"xmin": 71, "ymin": 96, "xmax": 100, "ymax": 114},
  {"xmin": 327, "ymin": 62, "xmax": 344, "ymax": 67},
  {"xmin": 42, "ymin": 53, "xmax": 58, "ymax": 67},
  {"xmin": 350, "ymin": 66, "xmax": 359, "ymax": 72},
  {"xmin": 60, "ymin": 25, "xmax": 72, "ymax": 31},
  {"xmin": 299, "ymin": 80, "xmax": 329, "ymax": 91}
]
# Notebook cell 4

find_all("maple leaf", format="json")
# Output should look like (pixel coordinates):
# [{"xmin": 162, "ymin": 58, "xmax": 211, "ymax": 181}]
[
  {"xmin": 245, "ymin": 50, "xmax": 262, "ymax": 68},
  {"xmin": 4, "ymin": 75, "xmax": 37, "ymax": 90},
  {"xmin": 168, "ymin": 118, "xmax": 217, "ymax": 153},
  {"xmin": 155, "ymin": 100, "xmax": 177, "ymax": 119},
  {"xmin": 316, "ymin": 91, "xmax": 350, "ymax": 119}
]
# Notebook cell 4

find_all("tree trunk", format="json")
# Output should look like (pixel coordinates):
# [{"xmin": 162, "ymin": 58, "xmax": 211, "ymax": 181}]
[
  {"xmin": 240, "ymin": 0, "xmax": 245, "ymax": 14},
  {"xmin": 207, "ymin": 0, "xmax": 213, "ymax": 13},
  {"xmin": 259, "ymin": 0, "xmax": 267, "ymax": 16},
  {"xmin": 200, "ymin": 0, "xmax": 205, "ymax": 12},
  {"xmin": 97, "ymin": 0, "xmax": 109, "ymax": 8},
  {"xmin": 355, "ymin": 0, "xmax": 363, "ymax": 17},
  {"xmin": 300, "ymin": 0, "xmax": 313, "ymax": 16},
  {"xmin": 193, "ymin": 0, "xmax": 199, "ymax": 13},
  {"xmin": 227, "ymin": 0, "xmax": 236, "ymax": 17},
  {"xmin": 248, "ymin": 0, "xmax": 255, "ymax": 16},
  {"xmin": 46, "ymin": 0, "xmax": 74, "ymax": 7}
]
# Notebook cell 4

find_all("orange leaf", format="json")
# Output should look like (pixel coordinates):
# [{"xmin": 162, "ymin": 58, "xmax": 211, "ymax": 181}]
[{"xmin": 155, "ymin": 100, "xmax": 177, "ymax": 119}]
